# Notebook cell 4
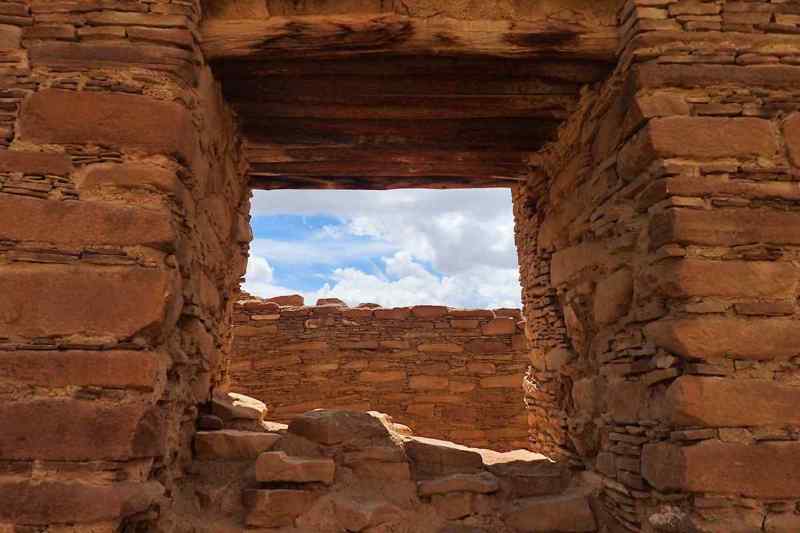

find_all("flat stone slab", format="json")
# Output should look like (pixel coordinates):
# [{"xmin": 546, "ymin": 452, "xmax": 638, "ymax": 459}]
[
  {"xmin": 288, "ymin": 410, "xmax": 392, "ymax": 445},
  {"xmin": 243, "ymin": 489, "xmax": 316, "ymax": 528},
  {"xmin": 418, "ymin": 472, "xmax": 499, "ymax": 496},
  {"xmin": 504, "ymin": 491, "xmax": 597, "ymax": 532},
  {"xmin": 404, "ymin": 437, "xmax": 484, "ymax": 478},
  {"xmin": 211, "ymin": 391, "xmax": 267, "ymax": 422},
  {"xmin": 256, "ymin": 451, "xmax": 336, "ymax": 485},
  {"xmin": 194, "ymin": 430, "xmax": 280, "ymax": 460},
  {"xmin": 479, "ymin": 449, "xmax": 570, "ymax": 497}
]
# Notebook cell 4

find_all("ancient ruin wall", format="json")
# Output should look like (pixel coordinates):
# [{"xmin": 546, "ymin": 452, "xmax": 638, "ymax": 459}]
[
  {"xmin": 230, "ymin": 296, "xmax": 530, "ymax": 451},
  {"xmin": 514, "ymin": 0, "xmax": 800, "ymax": 530},
  {"xmin": 0, "ymin": 2, "xmax": 251, "ymax": 530}
]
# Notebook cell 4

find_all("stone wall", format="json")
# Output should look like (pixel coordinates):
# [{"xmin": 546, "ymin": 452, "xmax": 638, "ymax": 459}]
[
  {"xmin": 230, "ymin": 295, "xmax": 530, "ymax": 451},
  {"xmin": 0, "ymin": 2, "xmax": 250, "ymax": 531},
  {"xmin": 514, "ymin": 0, "xmax": 800, "ymax": 530}
]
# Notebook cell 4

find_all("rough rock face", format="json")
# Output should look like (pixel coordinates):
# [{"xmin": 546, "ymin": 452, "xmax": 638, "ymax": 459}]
[
  {"xmin": 186, "ymin": 409, "xmax": 599, "ymax": 532},
  {"xmin": 230, "ymin": 296, "xmax": 530, "ymax": 450},
  {"xmin": 513, "ymin": 0, "xmax": 800, "ymax": 530}
]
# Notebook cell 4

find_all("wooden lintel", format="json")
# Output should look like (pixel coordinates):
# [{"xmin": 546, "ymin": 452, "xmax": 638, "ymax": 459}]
[
  {"xmin": 201, "ymin": 14, "xmax": 618, "ymax": 63},
  {"xmin": 249, "ymin": 173, "xmax": 522, "ymax": 191}
]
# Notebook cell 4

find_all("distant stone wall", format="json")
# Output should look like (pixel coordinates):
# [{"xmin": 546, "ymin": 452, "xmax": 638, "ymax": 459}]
[{"xmin": 230, "ymin": 295, "xmax": 530, "ymax": 451}]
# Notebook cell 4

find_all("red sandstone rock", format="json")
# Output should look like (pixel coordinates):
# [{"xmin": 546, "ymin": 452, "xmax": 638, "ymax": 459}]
[
  {"xmin": 256, "ymin": 451, "xmax": 336, "ymax": 484},
  {"xmin": 19, "ymin": 89, "xmax": 194, "ymax": 160},
  {"xmin": 665, "ymin": 376, "xmax": 800, "ymax": 427},
  {"xmin": 642, "ymin": 258, "xmax": 800, "ymax": 299},
  {"xmin": 316, "ymin": 297, "xmax": 347, "ymax": 306},
  {"xmin": 267, "ymin": 294, "xmax": 305, "ymax": 306},
  {"xmin": 418, "ymin": 472, "xmax": 499, "ymax": 496},
  {"xmin": 0, "ymin": 195, "xmax": 175, "ymax": 250},
  {"xmin": 0, "ymin": 350, "xmax": 162, "ymax": 390},
  {"xmin": 785, "ymin": 113, "xmax": 800, "ymax": 167},
  {"xmin": 482, "ymin": 317, "xmax": 516, "ymax": 335},
  {"xmin": 331, "ymin": 497, "xmax": 402, "ymax": 531},
  {"xmin": 643, "ymin": 441, "xmax": 800, "ymax": 498},
  {"xmin": 650, "ymin": 208, "xmax": 800, "ymax": 249},
  {"xmin": 593, "ymin": 268, "xmax": 632, "ymax": 325},
  {"xmin": 411, "ymin": 305, "xmax": 449, "ymax": 318},
  {"xmin": 211, "ymin": 391, "xmax": 267, "ymax": 422},
  {"xmin": 243, "ymin": 489, "xmax": 317, "ymax": 528},
  {"xmin": 0, "ymin": 400, "xmax": 163, "ymax": 460},
  {"xmin": 504, "ymin": 490, "xmax": 597, "ymax": 532},
  {"xmin": 195, "ymin": 430, "xmax": 280, "ymax": 460},
  {"xmin": 0, "ymin": 263, "xmax": 176, "ymax": 340},
  {"xmin": 0, "ymin": 150, "xmax": 73, "ymax": 175},
  {"xmin": 645, "ymin": 317, "xmax": 800, "ymax": 361},
  {"xmin": 75, "ymin": 162, "xmax": 182, "ymax": 195},
  {"xmin": 404, "ymin": 437, "xmax": 484, "ymax": 478},
  {"xmin": 288, "ymin": 410, "xmax": 392, "ymax": 445},
  {"xmin": 0, "ymin": 480, "xmax": 163, "ymax": 524}
]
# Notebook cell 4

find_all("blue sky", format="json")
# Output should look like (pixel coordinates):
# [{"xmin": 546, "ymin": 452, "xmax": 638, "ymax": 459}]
[{"xmin": 243, "ymin": 189, "xmax": 522, "ymax": 309}]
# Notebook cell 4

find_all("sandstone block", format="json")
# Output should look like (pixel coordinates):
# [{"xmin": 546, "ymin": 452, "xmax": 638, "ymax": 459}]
[
  {"xmin": 267, "ymin": 294, "xmax": 304, "ymax": 306},
  {"xmin": 75, "ymin": 162, "xmax": 181, "ymax": 194},
  {"xmin": 785, "ymin": 113, "xmax": 800, "ymax": 168},
  {"xmin": 417, "ymin": 343, "xmax": 463, "ymax": 353},
  {"xmin": 0, "ymin": 350, "xmax": 161, "ymax": 390},
  {"xmin": 418, "ymin": 472, "xmax": 499, "ymax": 496},
  {"xmin": 0, "ymin": 263, "xmax": 176, "ymax": 340},
  {"xmin": 333, "ymin": 497, "xmax": 402, "ymax": 531},
  {"xmin": 411, "ymin": 305, "xmax": 448, "ymax": 318},
  {"xmin": 620, "ymin": 115, "xmax": 777, "ymax": 178},
  {"xmin": 451, "ymin": 319, "xmax": 480, "ymax": 329},
  {"xmin": 256, "ymin": 451, "xmax": 335, "ymax": 484},
  {"xmin": 643, "ymin": 441, "xmax": 800, "ymax": 498},
  {"xmin": 243, "ymin": 489, "xmax": 316, "ymax": 528},
  {"xmin": 195, "ymin": 430, "xmax": 280, "ymax": 460},
  {"xmin": 405, "ymin": 437, "xmax": 484, "ymax": 477},
  {"xmin": 360, "ymin": 370, "xmax": 406, "ymax": 383},
  {"xmin": 650, "ymin": 208, "xmax": 800, "ymax": 249},
  {"xmin": 374, "ymin": 308, "xmax": 411, "ymax": 319},
  {"xmin": 0, "ymin": 195, "xmax": 175, "ymax": 250},
  {"xmin": 551, "ymin": 241, "xmax": 624, "ymax": 287},
  {"xmin": 19, "ymin": 89, "xmax": 194, "ymax": 159},
  {"xmin": 665, "ymin": 376, "xmax": 800, "ymax": 427},
  {"xmin": 211, "ymin": 391, "xmax": 267, "ymax": 422},
  {"xmin": 288, "ymin": 410, "xmax": 391, "ymax": 445},
  {"xmin": 480, "ymin": 374, "xmax": 522, "ymax": 389},
  {"xmin": 0, "ymin": 400, "xmax": 162, "ymax": 460},
  {"xmin": 484, "ymin": 452, "xmax": 570, "ymax": 498},
  {"xmin": 0, "ymin": 480, "xmax": 163, "ymax": 524},
  {"xmin": 481, "ymin": 318, "xmax": 516, "ymax": 335},
  {"xmin": 642, "ymin": 258, "xmax": 800, "ymax": 299},
  {"xmin": 410, "ymin": 375, "xmax": 450, "ymax": 390},
  {"xmin": 504, "ymin": 491, "xmax": 597, "ymax": 532},
  {"xmin": 593, "ymin": 268, "xmax": 633, "ymax": 325},
  {"xmin": 432, "ymin": 492, "xmax": 473, "ymax": 520},
  {"xmin": 645, "ymin": 317, "xmax": 800, "ymax": 361},
  {"xmin": 765, "ymin": 513, "xmax": 800, "ymax": 533},
  {"xmin": 0, "ymin": 150, "xmax": 72, "ymax": 175},
  {"xmin": 449, "ymin": 309, "xmax": 495, "ymax": 318}
]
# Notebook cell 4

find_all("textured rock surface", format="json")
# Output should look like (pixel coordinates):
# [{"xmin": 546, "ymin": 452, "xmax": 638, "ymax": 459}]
[{"xmin": 231, "ymin": 295, "xmax": 529, "ymax": 450}]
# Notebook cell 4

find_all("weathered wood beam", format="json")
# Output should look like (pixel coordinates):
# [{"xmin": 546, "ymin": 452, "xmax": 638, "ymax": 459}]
[
  {"xmin": 201, "ymin": 14, "xmax": 618, "ymax": 62},
  {"xmin": 249, "ymin": 174, "xmax": 521, "ymax": 191},
  {"xmin": 233, "ymin": 94, "xmax": 575, "ymax": 120},
  {"xmin": 242, "ymin": 118, "xmax": 560, "ymax": 151}
]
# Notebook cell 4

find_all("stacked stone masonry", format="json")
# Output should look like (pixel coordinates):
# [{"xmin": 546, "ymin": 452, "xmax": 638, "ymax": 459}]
[
  {"xmin": 512, "ymin": 0, "xmax": 800, "ymax": 530},
  {"xmin": 230, "ymin": 294, "xmax": 531, "ymax": 451},
  {"xmin": 0, "ymin": 1, "xmax": 250, "ymax": 531},
  {"xmin": 2, "ymin": 0, "xmax": 800, "ymax": 531}
]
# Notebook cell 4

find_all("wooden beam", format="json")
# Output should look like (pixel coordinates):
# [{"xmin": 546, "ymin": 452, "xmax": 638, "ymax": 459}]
[
  {"xmin": 201, "ymin": 14, "xmax": 618, "ymax": 62},
  {"xmin": 249, "ymin": 174, "xmax": 521, "ymax": 191},
  {"xmin": 233, "ymin": 94, "xmax": 575, "ymax": 120},
  {"xmin": 242, "ymin": 118, "xmax": 560, "ymax": 151}
]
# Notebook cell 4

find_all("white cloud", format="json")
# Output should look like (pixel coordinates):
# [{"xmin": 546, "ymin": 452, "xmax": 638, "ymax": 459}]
[{"xmin": 245, "ymin": 189, "xmax": 523, "ymax": 308}]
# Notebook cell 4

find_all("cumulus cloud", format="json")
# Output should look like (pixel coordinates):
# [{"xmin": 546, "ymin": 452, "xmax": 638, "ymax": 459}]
[{"xmin": 245, "ymin": 189, "xmax": 522, "ymax": 309}]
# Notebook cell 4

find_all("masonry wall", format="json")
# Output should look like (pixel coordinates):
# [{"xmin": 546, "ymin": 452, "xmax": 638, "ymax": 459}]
[
  {"xmin": 514, "ymin": 0, "xmax": 800, "ymax": 530},
  {"xmin": 230, "ymin": 295, "xmax": 530, "ymax": 451},
  {"xmin": 0, "ymin": 2, "xmax": 250, "ymax": 531}
]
